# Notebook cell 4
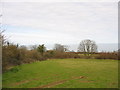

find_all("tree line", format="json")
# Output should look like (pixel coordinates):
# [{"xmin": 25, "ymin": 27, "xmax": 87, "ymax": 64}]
[{"xmin": 0, "ymin": 31, "xmax": 119, "ymax": 72}]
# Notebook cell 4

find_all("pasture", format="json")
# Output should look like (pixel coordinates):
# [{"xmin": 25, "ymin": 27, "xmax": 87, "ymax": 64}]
[{"xmin": 3, "ymin": 59, "xmax": 118, "ymax": 88}]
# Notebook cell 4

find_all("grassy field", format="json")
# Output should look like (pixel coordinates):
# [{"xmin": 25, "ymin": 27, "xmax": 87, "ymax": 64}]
[{"xmin": 3, "ymin": 59, "xmax": 118, "ymax": 88}]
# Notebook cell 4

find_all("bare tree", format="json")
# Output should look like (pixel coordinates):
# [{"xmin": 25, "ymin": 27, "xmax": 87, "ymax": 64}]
[
  {"xmin": 54, "ymin": 44, "xmax": 68, "ymax": 52},
  {"xmin": 29, "ymin": 45, "xmax": 38, "ymax": 50},
  {"xmin": 78, "ymin": 39, "xmax": 97, "ymax": 55},
  {"xmin": 0, "ymin": 15, "xmax": 9, "ymax": 46},
  {"xmin": 0, "ymin": 30, "xmax": 6, "ymax": 46}
]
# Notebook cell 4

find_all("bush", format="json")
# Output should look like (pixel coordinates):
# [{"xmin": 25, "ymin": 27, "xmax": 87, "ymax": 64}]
[
  {"xmin": 2, "ymin": 45, "xmax": 21, "ymax": 72},
  {"xmin": 95, "ymin": 52, "xmax": 118, "ymax": 60},
  {"xmin": 9, "ymin": 67, "xmax": 19, "ymax": 73},
  {"xmin": 2, "ymin": 44, "xmax": 46, "ymax": 72},
  {"xmin": 22, "ymin": 50, "xmax": 45, "ymax": 63},
  {"xmin": 50, "ymin": 51, "xmax": 80, "ymax": 59},
  {"xmin": 3, "ymin": 42, "xmax": 118, "ymax": 72}
]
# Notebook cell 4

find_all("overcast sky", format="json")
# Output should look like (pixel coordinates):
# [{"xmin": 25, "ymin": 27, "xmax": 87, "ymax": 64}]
[{"xmin": 0, "ymin": 0, "xmax": 118, "ymax": 51}]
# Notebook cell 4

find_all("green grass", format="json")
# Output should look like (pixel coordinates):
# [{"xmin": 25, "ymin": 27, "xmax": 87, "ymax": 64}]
[{"xmin": 3, "ymin": 59, "xmax": 118, "ymax": 88}]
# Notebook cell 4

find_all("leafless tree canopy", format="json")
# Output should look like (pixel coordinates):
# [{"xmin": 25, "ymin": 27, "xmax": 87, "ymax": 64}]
[
  {"xmin": 29, "ymin": 45, "xmax": 38, "ymax": 50},
  {"xmin": 78, "ymin": 39, "xmax": 97, "ymax": 54},
  {"xmin": 0, "ymin": 30, "xmax": 7, "ymax": 46},
  {"xmin": 54, "ymin": 44, "xmax": 68, "ymax": 52}
]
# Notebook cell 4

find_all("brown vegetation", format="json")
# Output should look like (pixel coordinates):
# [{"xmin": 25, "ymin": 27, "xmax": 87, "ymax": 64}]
[
  {"xmin": 95, "ymin": 52, "xmax": 118, "ymax": 60},
  {"xmin": 1, "ymin": 32, "xmax": 119, "ymax": 72},
  {"xmin": 3, "ymin": 43, "xmax": 118, "ymax": 72}
]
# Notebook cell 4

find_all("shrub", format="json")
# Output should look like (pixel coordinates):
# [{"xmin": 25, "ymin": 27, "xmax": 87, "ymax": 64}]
[
  {"xmin": 95, "ymin": 52, "xmax": 118, "ymax": 60},
  {"xmin": 2, "ymin": 44, "xmax": 46, "ymax": 72},
  {"xmin": 50, "ymin": 51, "xmax": 80, "ymax": 59},
  {"xmin": 2, "ymin": 44, "xmax": 22, "ymax": 72},
  {"xmin": 23, "ymin": 50, "xmax": 44, "ymax": 63}
]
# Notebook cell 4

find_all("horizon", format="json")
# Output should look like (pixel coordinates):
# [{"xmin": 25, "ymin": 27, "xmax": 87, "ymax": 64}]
[{"xmin": 14, "ymin": 43, "xmax": 118, "ymax": 52}]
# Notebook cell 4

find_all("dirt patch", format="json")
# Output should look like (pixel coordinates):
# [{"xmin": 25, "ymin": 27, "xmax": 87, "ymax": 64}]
[
  {"xmin": 9, "ymin": 70, "xmax": 79, "ymax": 87},
  {"xmin": 35, "ymin": 76, "xmax": 85, "ymax": 88},
  {"xmin": 79, "ymin": 80, "xmax": 94, "ymax": 83},
  {"xmin": 11, "ymin": 78, "xmax": 39, "ymax": 86},
  {"xmin": 109, "ymin": 82, "xmax": 117, "ymax": 87},
  {"xmin": 10, "ymin": 74, "xmax": 60, "ymax": 87},
  {"xmin": 72, "ymin": 76, "xmax": 85, "ymax": 79},
  {"xmin": 37, "ymin": 80, "xmax": 68, "ymax": 88},
  {"xmin": 9, "ymin": 71, "xmax": 85, "ymax": 88}
]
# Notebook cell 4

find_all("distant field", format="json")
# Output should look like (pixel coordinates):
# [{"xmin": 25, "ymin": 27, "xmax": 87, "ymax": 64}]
[{"xmin": 3, "ymin": 59, "xmax": 118, "ymax": 88}]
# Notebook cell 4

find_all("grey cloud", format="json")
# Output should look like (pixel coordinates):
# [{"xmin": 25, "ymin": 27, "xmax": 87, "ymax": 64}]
[{"xmin": 2, "ymin": 2, "xmax": 118, "ymax": 44}]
